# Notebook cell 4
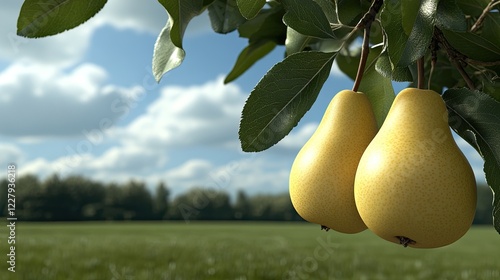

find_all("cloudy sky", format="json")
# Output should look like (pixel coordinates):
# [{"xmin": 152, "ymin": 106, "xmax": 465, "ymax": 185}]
[{"xmin": 0, "ymin": 1, "xmax": 486, "ymax": 197}]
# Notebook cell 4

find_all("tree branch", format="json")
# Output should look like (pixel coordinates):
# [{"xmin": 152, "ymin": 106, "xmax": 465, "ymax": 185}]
[
  {"xmin": 471, "ymin": 0, "xmax": 500, "ymax": 32},
  {"xmin": 434, "ymin": 28, "xmax": 476, "ymax": 90}
]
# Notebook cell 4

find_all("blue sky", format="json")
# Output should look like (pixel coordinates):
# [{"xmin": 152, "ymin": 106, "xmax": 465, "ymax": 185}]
[{"xmin": 0, "ymin": 1, "xmax": 486, "ymax": 197}]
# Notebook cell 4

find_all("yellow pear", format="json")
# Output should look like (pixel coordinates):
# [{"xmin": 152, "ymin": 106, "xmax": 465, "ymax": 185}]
[
  {"xmin": 354, "ymin": 88, "xmax": 477, "ymax": 248},
  {"xmin": 289, "ymin": 90, "xmax": 378, "ymax": 233}
]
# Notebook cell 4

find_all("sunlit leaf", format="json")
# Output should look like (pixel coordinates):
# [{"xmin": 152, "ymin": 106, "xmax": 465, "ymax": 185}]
[
  {"xmin": 436, "ymin": 0, "xmax": 467, "ymax": 32},
  {"xmin": 152, "ymin": 21, "xmax": 185, "ymax": 82},
  {"xmin": 154, "ymin": 0, "xmax": 205, "ymax": 81},
  {"xmin": 398, "ymin": 0, "xmax": 439, "ymax": 67},
  {"xmin": 157, "ymin": 0, "xmax": 204, "ymax": 48}
]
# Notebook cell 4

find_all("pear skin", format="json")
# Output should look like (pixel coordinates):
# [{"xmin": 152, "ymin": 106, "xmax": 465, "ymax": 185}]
[
  {"xmin": 289, "ymin": 90, "xmax": 378, "ymax": 233},
  {"xmin": 354, "ymin": 88, "xmax": 477, "ymax": 248}
]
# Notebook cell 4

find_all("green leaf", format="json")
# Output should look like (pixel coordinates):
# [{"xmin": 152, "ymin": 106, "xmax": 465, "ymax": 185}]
[
  {"xmin": 239, "ymin": 51, "xmax": 336, "ymax": 152},
  {"xmin": 282, "ymin": 0, "xmax": 336, "ymax": 39},
  {"xmin": 225, "ymin": 40, "xmax": 276, "ymax": 83},
  {"xmin": 236, "ymin": 0, "xmax": 265, "ymax": 19},
  {"xmin": 157, "ymin": 0, "xmax": 204, "ymax": 48},
  {"xmin": 208, "ymin": 0, "xmax": 247, "ymax": 34},
  {"xmin": 285, "ymin": 27, "xmax": 312, "ymax": 55},
  {"xmin": 436, "ymin": 0, "xmax": 467, "ymax": 32},
  {"xmin": 398, "ymin": 0, "xmax": 439, "ymax": 67},
  {"xmin": 17, "ymin": 0, "xmax": 107, "ymax": 38},
  {"xmin": 401, "ymin": 0, "xmax": 420, "ymax": 36},
  {"xmin": 336, "ymin": 0, "xmax": 362, "ymax": 26},
  {"xmin": 381, "ymin": 0, "xmax": 409, "ymax": 66},
  {"xmin": 336, "ymin": 48, "xmax": 360, "ymax": 80},
  {"xmin": 457, "ymin": 0, "xmax": 491, "ymax": 17},
  {"xmin": 442, "ymin": 30, "xmax": 500, "ymax": 62},
  {"xmin": 152, "ymin": 21, "xmax": 185, "ymax": 82},
  {"xmin": 154, "ymin": 0, "xmax": 205, "ymax": 81},
  {"xmin": 359, "ymin": 64, "xmax": 395, "ymax": 128},
  {"xmin": 375, "ymin": 50, "xmax": 413, "ymax": 82},
  {"xmin": 313, "ymin": 0, "xmax": 338, "ymax": 23},
  {"xmin": 483, "ymin": 12, "xmax": 500, "ymax": 47},
  {"xmin": 443, "ymin": 88, "xmax": 500, "ymax": 234},
  {"xmin": 238, "ymin": 6, "xmax": 287, "ymax": 44},
  {"xmin": 339, "ymin": 45, "xmax": 395, "ymax": 127}
]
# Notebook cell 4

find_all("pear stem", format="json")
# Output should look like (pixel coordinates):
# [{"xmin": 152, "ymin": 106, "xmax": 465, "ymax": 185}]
[
  {"xmin": 352, "ymin": 21, "xmax": 372, "ymax": 93},
  {"xmin": 351, "ymin": 0, "xmax": 383, "ymax": 93},
  {"xmin": 428, "ymin": 38, "xmax": 438, "ymax": 90},
  {"xmin": 417, "ymin": 57, "xmax": 425, "ymax": 89}
]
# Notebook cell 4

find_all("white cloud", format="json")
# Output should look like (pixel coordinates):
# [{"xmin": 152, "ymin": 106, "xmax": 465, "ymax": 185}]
[
  {"xmin": 0, "ymin": 143, "xmax": 24, "ymax": 168},
  {"xmin": 0, "ymin": 62, "xmax": 144, "ymax": 137},
  {"xmin": 93, "ymin": 0, "xmax": 167, "ymax": 34},
  {"xmin": 95, "ymin": 0, "xmax": 211, "ymax": 36},
  {"xmin": 22, "ymin": 142, "xmax": 168, "ymax": 183},
  {"xmin": 14, "ymin": 76, "xmax": 293, "ymax": 195},
  {"xmin": 117, "ymin": 76, "xmax": 246, "ymax": 148}
]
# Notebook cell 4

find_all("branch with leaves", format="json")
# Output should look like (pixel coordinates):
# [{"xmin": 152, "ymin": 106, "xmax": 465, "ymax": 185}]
[{"xmin": 14, "ymin": 0, "xmax": 500, "ymax": 235}]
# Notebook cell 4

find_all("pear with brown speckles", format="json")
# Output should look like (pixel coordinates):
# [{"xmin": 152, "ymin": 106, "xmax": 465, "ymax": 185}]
[
  {"xmin": 354, "ymin": 88, "xmax": 477, "ymax": 248},
  {"xmin": 289, "ymin": 90, "xmax": 378, "ymax": 233}
]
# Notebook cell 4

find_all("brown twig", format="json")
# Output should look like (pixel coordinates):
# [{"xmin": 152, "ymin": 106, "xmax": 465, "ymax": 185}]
[
  {"xmin": 465, "ymin": 58, "xmax": 500, "ymax": 67},
  {"xmin": 470, "ymin": 0, "xmax": 500, "ymax": 32},
  {"xmin": 356, "ymin": 0, "xmax": 384, "ymax": 29},
  {"xmin": 454, "ymin": 61, "xmax": 476, "ymax": 90},
  {"xmin": 433, "ymin": 28, "xmax": 476, "ymax": 90}
]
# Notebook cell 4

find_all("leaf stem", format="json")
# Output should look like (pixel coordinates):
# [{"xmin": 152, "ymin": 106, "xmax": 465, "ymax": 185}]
[
  {"xmin": 470, "ymin": 0, "xmax": 500, "ymax": 33},
  {"xmin": 417, "ymin": 57, "xmax": 425, "ymax": 89}
]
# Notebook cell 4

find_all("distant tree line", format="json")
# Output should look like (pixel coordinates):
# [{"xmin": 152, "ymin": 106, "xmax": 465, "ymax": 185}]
[
  {"xmin": 0, "ymin": 174, "xmax": 302, "ymax": 222},
  {"xmin": 0, "ymin": 174, "xmax": 494, "ymax": 225}
]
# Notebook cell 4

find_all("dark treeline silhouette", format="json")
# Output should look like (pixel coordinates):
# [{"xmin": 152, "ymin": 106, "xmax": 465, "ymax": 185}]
[
  {"xmin": 0, "ymin": 174, "xmax": 302, "ymax": 222},
  {"xmin": 0, "ymin": 174, "xmax": 494, "ymax": 225}
]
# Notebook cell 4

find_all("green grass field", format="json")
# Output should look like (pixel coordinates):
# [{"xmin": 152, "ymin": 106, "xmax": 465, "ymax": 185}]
[{"xmin": 0, "ymin": 222, "xmax": 499, "ymax": 280}]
